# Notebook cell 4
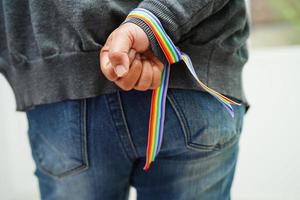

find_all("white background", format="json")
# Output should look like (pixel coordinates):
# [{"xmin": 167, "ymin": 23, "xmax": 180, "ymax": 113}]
[{"xmin": 1, "ymin": 46, "xmax": 300, "ymax": 199}]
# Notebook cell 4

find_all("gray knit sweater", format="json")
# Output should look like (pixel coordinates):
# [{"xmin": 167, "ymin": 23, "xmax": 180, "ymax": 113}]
[{"xmin": 0, "ymin": 0, "xmax": 249, "ymax": 111}]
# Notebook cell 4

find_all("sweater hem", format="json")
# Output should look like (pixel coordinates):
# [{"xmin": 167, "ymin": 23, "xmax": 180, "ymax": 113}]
[{"xmin": 5, "ymin": 51, "xmax": 248, "ymax": 112}]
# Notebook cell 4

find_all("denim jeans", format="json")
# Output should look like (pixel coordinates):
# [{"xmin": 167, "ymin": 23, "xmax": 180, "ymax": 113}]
[{"xmin": 26, "ymin": 89, "xmax": 246, "ymax": 200}]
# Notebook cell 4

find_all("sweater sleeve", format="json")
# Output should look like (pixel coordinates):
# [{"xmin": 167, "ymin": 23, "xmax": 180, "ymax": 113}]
[
  {"xmin": 124, "ymin": 0, "xmax": 230, "ymax": 64},
  {"xmin": 0, "ymin": 2, "xmax": 8, "ymax": 77}
]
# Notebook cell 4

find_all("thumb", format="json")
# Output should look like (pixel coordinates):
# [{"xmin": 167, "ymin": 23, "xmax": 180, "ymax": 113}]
[{"xmin": 108, "ymin": 28, "xmax": 133, "ymax": 77}]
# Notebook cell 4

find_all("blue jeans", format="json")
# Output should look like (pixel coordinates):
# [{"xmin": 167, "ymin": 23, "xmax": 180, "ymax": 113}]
[{"xmin": 26, "ymin": 89, "xmax": 246, "ymax": 200}]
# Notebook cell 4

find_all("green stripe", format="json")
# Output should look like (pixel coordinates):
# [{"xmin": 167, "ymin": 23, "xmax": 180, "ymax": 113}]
[
  {"xmin": 151, "ymin": 66, "xmax": 167, "ymax": 161},
  {"xmin": 141, "ymin": 13, "xmax": 177, "ymax": 62}
]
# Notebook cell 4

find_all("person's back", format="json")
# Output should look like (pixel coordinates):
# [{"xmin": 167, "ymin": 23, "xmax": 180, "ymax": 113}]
[{"xmin": 0, "ymin": 0, "xmax": 249, "ymax": 199}]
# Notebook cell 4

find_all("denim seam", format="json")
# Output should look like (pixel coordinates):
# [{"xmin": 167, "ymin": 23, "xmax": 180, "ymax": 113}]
[
  {"xmin": 167, "ymin": 91, "xmax": 217, "ymax": 151},
  {"xmin": 117, "ymin": 91, "xmax": 139, "ymax": 159},
  {"xmin": 104, "ymin": 94, "xmax": 134, "ymax": 163},
  {"xmin": 37, "ymin": 99, "xmax": 89, "ymax": 179},
  {"xmin": 167, "ymin": 90, "xmax": 242, "ymax": 152},
  {"xmin": 150, "ymin": 136, "xmax": 239, "ymax": 165},
  {"xmin": 81, "ymin": 99, "xmax": 89, "ymax": 170},
  {"xmin": 166, "ymin": 91, "xmax": 191, "ymax": 151}
]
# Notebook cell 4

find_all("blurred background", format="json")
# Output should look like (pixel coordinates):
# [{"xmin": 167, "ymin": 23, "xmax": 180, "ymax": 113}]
[{"xmin": 1, "ymin": 0, "xmax": 300, "ymax": 199}]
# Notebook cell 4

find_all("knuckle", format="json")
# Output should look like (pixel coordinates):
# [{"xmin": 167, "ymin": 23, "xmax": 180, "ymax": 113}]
[
  {"xmin": 109, "ymin": 51, "xmax": 123, "ymax": 61},
  {"xmin": 132, "ymin": 60, "xmax": 142, "ymax": 71},
  {"xmin": 104, "ymin": 70, "xmax": 117, "ymax": 82},
  {"xmin": 105, "ymin": 73, "xmax": 115, "ymax": 81},
  {"xmin": 155, "ymin": 62, "xmax": 164, "ymax": 71},
  {"xmin": 107, "ymin": 75, "xmax": 116, "ymax": 82},
  {"xmin": 152, "ymin": 82, "xmax": 160, "ymax": 89},
  {"xmin": 118, "ymin": 28, "xmax": 128, "ymax": 35},
  {"xmin": 121, "ymin": 84, "xmax": 132, "ymax": 91},
  {"xmin": 100, "ymin": 46, "xmax": 106, "ymax": 54},
  {"xmin": 158, "ymin": 63, "xmax": 164, "ymax": 70},
  {"xmin": 122, "ymin": 87, "xmax": 132, "ymax": 91},
  {"xmin": 117, "ymin": 80, "xmax": 132, "ymax": 91},
  {"xmin": 135, "ymin": 83, "xmax": 148, "ymax": 91},
  {"xmin": 144, "ymin": 73, "xmax": 152, "ymax": 83}
]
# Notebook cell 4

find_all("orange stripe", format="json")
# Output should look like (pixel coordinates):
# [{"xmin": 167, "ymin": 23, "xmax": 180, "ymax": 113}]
[
  {"xmin": 143, "ymin": 89, "xmax": 158, "ymax": 170},
  {"xmin": 127, "ymin": 14, "xmax": 174, "ymax": 63},
  {"xmin": 148, "ymin": 89, "xmax": 158, "ymax": 158}
]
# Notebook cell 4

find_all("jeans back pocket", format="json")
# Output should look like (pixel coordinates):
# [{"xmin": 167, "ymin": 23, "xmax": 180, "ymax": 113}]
[
  {"xmin": 26, "ymin": 99, "xmax": 89, "ymax": 178},
  {"xmin": 167, "ymin": 89, "xmax": 245, "ymax": 152}
]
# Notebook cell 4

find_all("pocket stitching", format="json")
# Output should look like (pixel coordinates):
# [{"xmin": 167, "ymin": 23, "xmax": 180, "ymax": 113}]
[
  {"xmin": 35, "ymin": 99, "xmax": 89, "ymax": 179},
  {"xmin": 167, "ymin": 91, "xmax": 211, "ymax": 151},
  {"xmin": 167, "ymin": 90, "xmax": 240, "ymax": 152},
  {"xmin": 167, "ymin": 90, "xmax": 204, "ymax": 151}
]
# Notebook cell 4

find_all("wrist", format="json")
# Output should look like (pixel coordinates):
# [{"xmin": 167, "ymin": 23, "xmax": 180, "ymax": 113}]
[{"xmin": 123, "ymin": 17, "xmax": 168, "ymax": 65}]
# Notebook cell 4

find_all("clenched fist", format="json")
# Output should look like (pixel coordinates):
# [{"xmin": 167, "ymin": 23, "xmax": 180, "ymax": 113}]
[{"xmin": 99, "ymin": 23, "xmax": 164, "ymax": 91}]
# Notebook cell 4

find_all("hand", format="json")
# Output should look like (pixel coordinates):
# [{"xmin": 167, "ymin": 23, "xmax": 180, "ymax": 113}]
[{"xmin": 99, "ymin": 23, "xmax": 164, "ymax": 91}]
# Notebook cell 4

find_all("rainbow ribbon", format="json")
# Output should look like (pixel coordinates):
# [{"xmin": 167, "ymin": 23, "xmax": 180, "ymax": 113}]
[{"xmin": 127, "ymin": 8, "xmax": 241, "ymax": 171}]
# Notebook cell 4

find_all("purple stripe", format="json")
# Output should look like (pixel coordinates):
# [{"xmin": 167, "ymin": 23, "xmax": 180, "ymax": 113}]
[
  {"xmin": 152, "ymin": 64, "xmax": 168, "ymax": 158},
  {"xmin": 153, "ymin": 65, "xmax": 167, "ymax": 157},
  {"xmin": 219, "ymin": 99, "xmax": 234, "ymax": 118},
  {"xmin": 155, "ymin": 64, "xmax": 171, "ymax": 157},
  {"xmin": 134, "ymin": 9, "xmax": 181, "ymax": 60}
]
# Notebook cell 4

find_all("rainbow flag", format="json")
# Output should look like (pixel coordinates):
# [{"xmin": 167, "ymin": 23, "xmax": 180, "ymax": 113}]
[{"xmin": 127, "ymin": 8, "xmax": 241, "ymax": 171}]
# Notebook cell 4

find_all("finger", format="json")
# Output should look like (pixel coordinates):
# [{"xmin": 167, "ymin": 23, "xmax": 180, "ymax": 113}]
[
  {"xmin": 99, "ymin": 34, "xmax": 118, "ymax": 81},
  {"xmin": 108, "ymin": 28, "xmax": 133, "ymax": 77},
  {"xmin": 100, "ymin": 50, "xmax": 118, "ymax": 81},
  {"xmin": 115, "ymin": 54, "xmax": 142, "ymax": 91},
  {"xmin": 113, "ymin": 48, "xmax": 136, "ymax": 80},
  {"xmin": 100, "ymin": 49, "xmax": 136, "ymax": 82},
  {"xmin": 134, "ymin": 59, "xmax": 153, "ymax": 91},
  {"xmin": 144, "ymin": 50, "xmax": 164, "ymax": 72},
  {"xmin": 128, "ymin": 49, "xmax": 136, "ymax": 65},
  {"xmin": 150, "ymin": 56, "xmax": 164, "ymax": 72},
  {"xmin": 150, "ymin": 65, "xmax": 162, "ymax": 89}
]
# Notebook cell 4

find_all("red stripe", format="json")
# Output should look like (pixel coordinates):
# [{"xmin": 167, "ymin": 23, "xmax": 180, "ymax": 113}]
[
  {"xmin": 128, "ymin": 14, "xmax": 173, "ymax": 63},
  {"xmin": 143, "ymin": 89, "xmax": 158, "ymax": 171}
]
